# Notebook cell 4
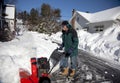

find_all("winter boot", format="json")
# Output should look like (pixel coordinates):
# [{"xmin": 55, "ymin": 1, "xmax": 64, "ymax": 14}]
[
  {"xmin": 70, "ymin": 69, "xmax": 75, "ymax": 77},
  {"xmin": 59, "ymin": 67, "xmax": 68, "ymax": 76}
]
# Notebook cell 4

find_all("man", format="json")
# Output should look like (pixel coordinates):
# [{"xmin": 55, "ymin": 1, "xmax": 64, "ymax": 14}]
[{"xmin": 59, "ymin": 20, "xmax": 79, "ymax": 77}]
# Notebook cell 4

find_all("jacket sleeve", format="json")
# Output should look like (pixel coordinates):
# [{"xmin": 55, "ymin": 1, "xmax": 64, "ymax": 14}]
[{"xmin": 71, "ymin": 29, "xmax": 79, "ymax": 49}]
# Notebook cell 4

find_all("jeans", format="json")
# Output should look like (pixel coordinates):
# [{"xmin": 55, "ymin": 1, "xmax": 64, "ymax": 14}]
[{"xmin": 60, "ymin": 55, "xmax": 77, "ymax": 69}]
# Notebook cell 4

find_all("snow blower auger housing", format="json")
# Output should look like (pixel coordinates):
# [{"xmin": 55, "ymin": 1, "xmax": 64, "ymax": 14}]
[{"xmin": 19, "ymin": 57, "xmax": 51, "ymax": 83}]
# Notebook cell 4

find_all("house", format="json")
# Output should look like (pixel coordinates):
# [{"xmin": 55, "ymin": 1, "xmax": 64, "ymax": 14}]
[
  {"xmin": 0, "ymin": 0, "xmax": 16, "ymax": 41},
  {"xmin": 70, "ymin": 6, "xmax": 120, "ymax": 33}
]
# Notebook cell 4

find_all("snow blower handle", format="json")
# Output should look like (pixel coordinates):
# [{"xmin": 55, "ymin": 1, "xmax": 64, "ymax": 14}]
[{"xmin": 48, "ymin": 49, "xmax": 65, "ymax": 74}]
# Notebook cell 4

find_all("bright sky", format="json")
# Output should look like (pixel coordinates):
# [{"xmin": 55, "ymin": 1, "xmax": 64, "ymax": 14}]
[{"xmin": 16, "ymin": 0, "xmax": 120, "ymax": 20}]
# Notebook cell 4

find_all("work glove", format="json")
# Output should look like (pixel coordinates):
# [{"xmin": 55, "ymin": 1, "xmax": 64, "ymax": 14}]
[
  {"xmin": 55, "ymin": 44, "xmax": 64, "ymax": 53},
  {"xmin": 58, "ymin": 44, "xmax": 64, "ymax": 50},
  {"xmin": 65, "ymin": 48, "xmax": 74, "ymax": 57}
]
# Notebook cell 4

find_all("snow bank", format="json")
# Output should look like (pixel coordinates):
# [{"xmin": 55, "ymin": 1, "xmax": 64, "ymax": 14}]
[
  {"xmin": 0, "ymin": 32, "xmax": 35, "ymax": 83},
  {"xmin": 78, "ymin": 24, "xmax": 120, "ymax": 62},
  {"xmin": 0, "ymin": 31, "xmax": 58, "ymax": 83}
]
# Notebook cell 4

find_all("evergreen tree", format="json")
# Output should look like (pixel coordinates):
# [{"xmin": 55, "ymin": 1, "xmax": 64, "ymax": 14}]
[
  {"xmin": 53, "ymin": 8, "xmax": 61, "ymax": 20},
  {"xmin": 41, "ymin": 3, "xmax": 51, "ymax": 18},
  {"xmin": 53, "ymin": 8, "xmax": 61, "ymax": 17},
  {"xmin": 29, "ymin": 8, "xmax": 39, "ymax": 25},
  {"xmin": 17, "ymin": 11, "xmax": 29, "ymax": 23},
  {"xmin": 16, "ymin": 3, "xmax": 62, "ymax": 34}
]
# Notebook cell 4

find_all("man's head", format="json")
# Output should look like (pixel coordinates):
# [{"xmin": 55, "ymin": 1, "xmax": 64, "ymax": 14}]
[{"xmin": 61, "ymin": 21, "xmax": 69, "ymax": 31}]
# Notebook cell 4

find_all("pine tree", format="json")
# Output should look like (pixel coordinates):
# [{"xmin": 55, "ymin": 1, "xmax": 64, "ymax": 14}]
[
  {"xmin": 29, "ymin": 8, "xmax": 39, "ymax": 25},
  {"xmin": 41, "ymin": 3, "xmax": 51, "ymax": 18}
]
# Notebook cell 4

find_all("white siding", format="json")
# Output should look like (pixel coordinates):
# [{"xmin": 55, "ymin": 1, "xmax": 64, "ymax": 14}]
[
  {"xmin": 117, "ymin": 15, "xmax": 120, "ymax": 20},
  {"xmin": 4, "ymin": 5, "xmax": 15, "ymax": 19},
  {"xmin": 4, "ymin": 5, "xmax": 16, "ymax": 32},
  {"xmin": 75, "ymin": 13, "xmax": 89, "ymax": 29},
  {"xmin": 88, "ymin": 21, "xmax": 114, "ymax": 33}
]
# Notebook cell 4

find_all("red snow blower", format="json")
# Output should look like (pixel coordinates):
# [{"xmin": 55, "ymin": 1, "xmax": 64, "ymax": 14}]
[
  {"xmin": 19, "ymin": 49, "xmax": 65, "ymax": 83},
  {"xmin": 19, "ymin": 57, "xmax": 51, "ymax": 83}
]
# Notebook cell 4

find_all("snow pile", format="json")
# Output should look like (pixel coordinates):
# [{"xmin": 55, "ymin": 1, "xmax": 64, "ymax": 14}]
[
  {"xmin": 50, "ymin": 32, "xmax": 62, "ymax": 44},
  {"xmin": 0, "ymin": 31, "xmax": 58, "ymax": 83},
  {"xmin": 78, "ymin": 24, "xmax": 120, "ymax": 61}
]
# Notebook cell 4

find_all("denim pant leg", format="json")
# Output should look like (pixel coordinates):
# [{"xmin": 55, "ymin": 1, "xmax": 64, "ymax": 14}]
[
  {"xmin": 60, "ymin": 57, "xmax": 68, "ymax": 68},
  {"xmin": 70, "ymin": 56, "xmax": 77, "ymax": 69}
]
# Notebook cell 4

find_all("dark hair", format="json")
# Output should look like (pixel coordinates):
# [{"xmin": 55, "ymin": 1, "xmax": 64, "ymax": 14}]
[
  {"xmin": 61, "ymin": 21, "xmax": 69, "ymax": 26},
  {"xmin": 62, "ymin": 20, "xmax": 72, "ymax": 29}
]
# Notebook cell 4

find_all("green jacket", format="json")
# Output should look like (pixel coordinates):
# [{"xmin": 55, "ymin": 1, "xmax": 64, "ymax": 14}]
[{"xmin": 62, "ymin": 26, "xmax": 79, "ymax": 57}]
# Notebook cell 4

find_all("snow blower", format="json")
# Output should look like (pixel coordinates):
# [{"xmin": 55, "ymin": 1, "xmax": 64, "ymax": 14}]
[
  {"xmin": 19, "ymin": 49, "xmax": 65, "ymax": 83},
  {"xmin": 19, "ymin": 57, "xmax": 51, "ymax": 83}
]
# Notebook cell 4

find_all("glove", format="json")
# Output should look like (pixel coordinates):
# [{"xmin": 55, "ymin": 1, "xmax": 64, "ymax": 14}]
[
  {"xmin": 58, "ymin": 44, "xmax": 64, "ymax": 50},
  {"xmin": 68, "ymin": 48, "xmax": 73, "ymax": 54},
  {"xmin": 65, "ymin": 52, "xmax": 71, "ymax": 57},
  {"xmin": 65, "ymin": 48, "xmax": 74, "ymax": 57}
]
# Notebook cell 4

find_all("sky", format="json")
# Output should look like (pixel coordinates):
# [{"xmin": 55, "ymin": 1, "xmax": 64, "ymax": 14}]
[{"xmin": 15, "ymin": 0, "xmax": 120, "ymax": 20}]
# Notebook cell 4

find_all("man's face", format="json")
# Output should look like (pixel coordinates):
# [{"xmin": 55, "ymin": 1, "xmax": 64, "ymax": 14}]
[{"xmin": 62, "ymin": 25, "xmax": 68, "ymax": 31}]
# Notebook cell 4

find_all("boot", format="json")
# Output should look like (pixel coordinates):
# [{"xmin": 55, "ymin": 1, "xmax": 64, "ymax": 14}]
[
  {"xmin": 70, "ymin": 69, "xmax": 75, "ymax": 77},
  {"xmin": 59, "ymin": 67, "xmax": 68, "ymax": 76}
]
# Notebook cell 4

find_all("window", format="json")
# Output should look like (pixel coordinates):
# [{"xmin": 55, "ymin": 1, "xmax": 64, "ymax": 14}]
[
  {"xmin": 84, "ymin": 27, "xmax": 89, "ymax": 31},
  {"xmin": 95, "ymin": 25, "xmax": 104, "ymax": 32},
  {"xmin": 77, "ymin": 17, "xmax": 79, "ymax": 22}
]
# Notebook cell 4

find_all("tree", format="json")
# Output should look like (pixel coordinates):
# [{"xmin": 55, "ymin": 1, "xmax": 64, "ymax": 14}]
[
  {"xmin": 53, "ymin": 8, "xmax": 61, "ymax": 17},
  {"xmin": 41, "ymin": 3, "xmax": 51, "ymax": 17},
  {"xmin": 23, "ymin": 11, "xmax": 29, "ymax": 22},
  {"xmin": 29, "ymin": 8, "xmax": 39, "ymax": 25},
  {"xmin": 16, "ymin": 3, "xmax": 62, "ymax": 34},
  {"xmin": 53, "ymin": 8, "xmax": 61, "ymax": 20},
  {"xmin": 17, "ymin": 11, "xmax": 29, "ymax": 23}
]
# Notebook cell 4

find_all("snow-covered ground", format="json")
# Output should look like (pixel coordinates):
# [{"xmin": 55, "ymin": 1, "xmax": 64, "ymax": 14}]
[
  {"xmin": 78, "ymin": 24, "xmax": 120, "ymax": 61},
  {"xmin": 0, "ymin": 31, "xmax": 58, "ymax": 83},
  {"xmin": 0, "ymin": 23, "xmax": 120, "ymax": 83}
]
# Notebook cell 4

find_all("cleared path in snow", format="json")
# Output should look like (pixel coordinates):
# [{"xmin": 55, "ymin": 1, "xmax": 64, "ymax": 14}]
[
  {"xmin": 78, "ymin": 49, "xmax": 120, "ymax": 83},
  {"xmin": 51, "ymin": 49, "xmax": 120, "ymax": 83}
]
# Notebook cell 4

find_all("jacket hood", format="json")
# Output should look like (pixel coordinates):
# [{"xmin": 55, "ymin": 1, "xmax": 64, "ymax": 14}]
[{"xmin": 62, "ymin": 20, "xmax": 72, "ymax": 29}]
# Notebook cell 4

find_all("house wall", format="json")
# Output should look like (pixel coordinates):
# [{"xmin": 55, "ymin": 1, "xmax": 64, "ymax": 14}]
[
  {"xmin": 71, "ymin": 11, "xmax": 120, "ymax": 33},
  {"xmin": 70, "ymin": 16, "xmax": 76, "ymax": 29},
  {"xmin": 117, "ymin": 15, "xmax": 120, "ymax": 19},
  {"xmin": 4, "ymin": 5, "xmax": 16, "ymax": 32},
  {"xmin": 74, "ymin": 13, "xmax": 89, "ymax": 30},
  {"xmin": 116, "ymin": 15, "xmax": 120, "ymax": 25},
  {"xmin": 88, "ymin": 21, "xmax": 114, "ymax": 33}
]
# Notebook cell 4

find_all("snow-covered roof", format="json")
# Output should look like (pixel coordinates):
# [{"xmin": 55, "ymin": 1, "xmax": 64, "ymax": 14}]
[
  {"xmin": 76, "ymin": 11, "xmax": 92, "ymax": 21},
  {"xmin": 74, "ymin": 6, "xmax": 120, "ymax": 23}
]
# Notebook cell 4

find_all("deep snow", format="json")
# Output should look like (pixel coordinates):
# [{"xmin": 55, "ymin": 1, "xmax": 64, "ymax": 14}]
[{"xmin": 0, "ymin": 23, "xmax": 120, "ymax": 83}]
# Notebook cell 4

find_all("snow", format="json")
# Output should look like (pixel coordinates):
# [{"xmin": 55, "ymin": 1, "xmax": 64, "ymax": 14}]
[
  {"xmin": 91, "ymin": 6, "xmax": 120, "ymax": 22},
  {"xmin": 0, "ymin": 31, "xmax": 58, "ymax": 83},
  {"xmin": 76, "ymin": 6, "xmax": 120, "ymax": 23},
  {"xmin": 0, "ymin": 21, "xmax": 120, "ymax": 83},
  {"xmin": 78, "ymin": 24, "xmax": 120, "ymax": 62},
  {"xmin": 76, "ymin": 11, "xmax": 92, "ymax": 21}
]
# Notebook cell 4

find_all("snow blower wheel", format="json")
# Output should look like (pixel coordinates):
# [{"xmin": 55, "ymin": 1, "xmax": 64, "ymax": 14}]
[{"xmin": 39, "ymin": 77, "xmax": 51, "ymax": 83}]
